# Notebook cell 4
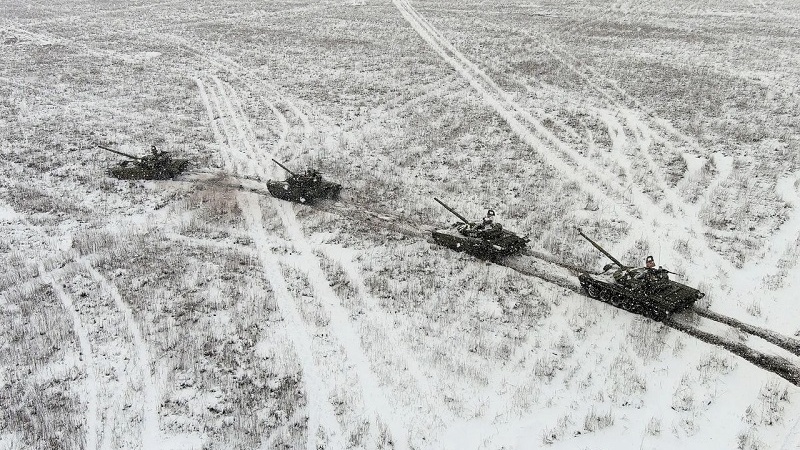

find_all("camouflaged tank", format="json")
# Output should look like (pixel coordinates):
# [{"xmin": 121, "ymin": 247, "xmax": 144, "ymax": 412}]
[
  {"xmin": 431, "ymin": 197, "xmax": 529, "ymax": 260},
  {"xmin": 576, "ymin": 228, "xmax": 705, "ymax": 321},
  {"xmin": 266, "ymin": 159, "xmax": 341, "ymax": 204},
  {"xmin": 100, "ymin": 145, "xmax": 188, "ymax": 180}
]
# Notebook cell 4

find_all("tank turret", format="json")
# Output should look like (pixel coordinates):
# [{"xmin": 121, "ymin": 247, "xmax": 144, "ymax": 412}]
[
  {"xmin": 266, "ymin": 160, "xmax": 341, "ymax": 204},
  {"xmin": 576, "ymin": 228, "xmax": 704, "ymax": 321},
  {"xmin": 431, "ymin": 197, "xmax": 528, "ymax": 260}
]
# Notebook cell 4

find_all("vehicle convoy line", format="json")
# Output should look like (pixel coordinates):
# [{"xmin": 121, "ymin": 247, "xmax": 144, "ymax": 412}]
[
  {"xmin": 191, "ymin": 166, "xmax": 800, "ymax": 386},
  {"xmin": 322, "ymin": 191, "xmax": 800, "ymax": 387},
  {"xmin": 320, "ymin": 198, "xmax": 800, "ymax": 386}
]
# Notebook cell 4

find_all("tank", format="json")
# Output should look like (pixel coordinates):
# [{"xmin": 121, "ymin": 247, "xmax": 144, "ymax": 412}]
[
  {"xmin": 576, "ymin": 228, "xmax": 705, "ymax": 321},
  {"xmin": 266, "ymin": 159, "xmax": 341, "ymax": 204},
  {"xmin": 100, "ymin": 145, "xmax": 189, "ymax": 180},
  {"xmin": 431, "ymin": 197, "xmax": 529, "ymax": 260}
]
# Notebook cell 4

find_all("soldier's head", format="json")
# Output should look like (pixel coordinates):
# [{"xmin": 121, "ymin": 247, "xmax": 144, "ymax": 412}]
[
  {"xmin": 151, "ymin": 145, "xmax": 157, "ymax": 155},
  {"xmin": 645, "ymin": 255, "xmax": 655, "ymax": 269},
  {"xmin": 486, "ymin": 209, "xmax": 495, "ymax": 217}
]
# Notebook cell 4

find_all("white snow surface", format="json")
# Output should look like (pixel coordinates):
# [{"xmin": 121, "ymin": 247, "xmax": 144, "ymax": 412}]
[{"xmin": 2, "ymin": 1, "xmax": 800, "ymax": 449}]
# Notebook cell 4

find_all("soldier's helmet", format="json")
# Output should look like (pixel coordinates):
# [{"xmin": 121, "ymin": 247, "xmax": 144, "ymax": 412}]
[
  {"xmin": 151, "ymin": 145, "xmax": 158, "ymax": 155},
  {"xmin": 645, "ymin": 255, "xmax": 655, "ymax": 268},
  {"xmin": 487, "ymin": 209, "xmax": 495, "ymax": 217}
]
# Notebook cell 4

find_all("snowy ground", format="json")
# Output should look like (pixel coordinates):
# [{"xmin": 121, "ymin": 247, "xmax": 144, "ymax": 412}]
[{"xmin": 2, "ymin": 0, "xmax": 800, "ymax": 449}]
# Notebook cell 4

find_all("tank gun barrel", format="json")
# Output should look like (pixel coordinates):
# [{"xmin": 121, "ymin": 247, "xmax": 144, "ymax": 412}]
[
  {"xmin": 660, "ymin": 267, "xmax": 681, "ymax": 277},
  {"xmin": 98, "ymin": 145, "xmax": 140, "ymax": 160},
  {"xmin": 434, "ymin": 197, "xmax": 473, "ymax": 226},
  {"xmin": 271, "ymin": 159, "xmax": 297, "ymax": 177},
  {"xmin": 577, "ymin": 228, "xmax": 626, "ymax": 268}
]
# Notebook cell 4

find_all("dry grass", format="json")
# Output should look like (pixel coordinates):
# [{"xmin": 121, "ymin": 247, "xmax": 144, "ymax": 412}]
[
  {"xmin": 88, "ymin": 213, "xmax": 308, "ymax": 447},
  {"xmin": 0, "ymin": 285, "xmax": 84, "ymax": 450}
]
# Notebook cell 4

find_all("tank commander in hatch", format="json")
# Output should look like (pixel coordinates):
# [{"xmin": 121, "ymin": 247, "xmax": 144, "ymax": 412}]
[
  {"xmin": 474, "ymin": 209, "xmax": 502, "ymax": 235},
  {"xmin": 481, "ymin": 209, "xmax": 495, "ymax": 228},
  {"xmin": 150, "ymin": 145, "xmax": 168, "ymax": 160},
  {"xmin": 643, "ymin": 255, "xmax": 668, "ymax": 283}
]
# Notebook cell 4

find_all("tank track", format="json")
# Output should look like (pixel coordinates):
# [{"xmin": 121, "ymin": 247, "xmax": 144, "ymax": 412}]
[{"xmin": 578, "ymin": 273, "xmax": 668, "ymax": 322}]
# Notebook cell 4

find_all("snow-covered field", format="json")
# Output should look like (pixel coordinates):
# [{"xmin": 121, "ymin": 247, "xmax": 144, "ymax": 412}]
[{"xmin": 2, "ymin": 0, "xmax": 800, "ymax": 448}]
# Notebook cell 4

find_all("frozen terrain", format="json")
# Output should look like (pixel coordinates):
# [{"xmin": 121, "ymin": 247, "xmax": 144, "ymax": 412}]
[{"xmin": 1, "ymin": 0, "xmax": 800, "ymax": 449}]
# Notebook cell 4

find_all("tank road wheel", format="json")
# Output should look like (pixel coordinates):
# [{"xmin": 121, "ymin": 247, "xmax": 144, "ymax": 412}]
[{"xmin": 583, "ymin": 281, "xmax": 601, "ymax": 299}]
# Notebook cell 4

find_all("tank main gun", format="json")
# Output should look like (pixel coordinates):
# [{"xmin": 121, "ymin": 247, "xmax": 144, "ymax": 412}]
[
  {"xmin": 98, "ymin": 145, "xmax": 140, "ymax": 160},
  {"xmin": 272, "ymin": 159, "xmax": 298, "ymax": 177},
  {"xmin": 577, "ymin": 228, "xmax": 627, "ymax": 269},
  {"xmin": 434, "ymin": 197, "xmax": 474, "ymax": 226}
]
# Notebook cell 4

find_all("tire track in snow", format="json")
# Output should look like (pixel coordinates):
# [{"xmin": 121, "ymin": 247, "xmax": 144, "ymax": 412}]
[
  {"xmin": 6, "ymin": 205, "xmax": 158, "ymax": 448},
  {"xmin": 317, "ymin": 245, "xmax": 458, "ymax": 424},
  {"xmin": 527, "ymin": 30, "xmax": 738, "ymax": 227},
  {"xmin": 277, "ymin": 204, "xmax": 410, "ymax": 449},
  {"xmin": 0, "ymin": 202, "xmax": 100, "ymax": 450},
  {"xmin": 195, "ymin": 72, "xmax": 345, "ymax": 449},
  {"xmin": 429, "ymin": 11, "xmax": 691, "ymax": 221},
  {"xmin": 392, "ymin": 0, "xmax": 742, "ymax": 290},
  {"xmin": 211, "ymin": 71, "xmax": 410, "ymax": 449},
  {"xmin": 238, "ymin": 192, "xmax": 346, "ymax": 450},
  {"xmin": 40, "ymin": 262, "xmax": 100, "ymax": 450},
  {"xmin": 0, "ymin": 253, "xmax": 105, "ymax": 300},
  {"xmin": 390, "ymin": 0, "xmax": 648, "ymax": 222},
  {"xmin": 212, "ymin": 75, "xmax": 264, "ymax": 179},
  {"xmin": 195, "ymin": 77, "xmax": 235, "ymax": 174},
  {"xmin": 195, "ymin": 76, "xmax": 252, "ymax": 177},
  {"xmin": 390, "ymin": 1, "xmax": 652, "ymax": 217},
  {"xmin": 83, "ymin": 264, "xmax": 161, "ymax": 449}
]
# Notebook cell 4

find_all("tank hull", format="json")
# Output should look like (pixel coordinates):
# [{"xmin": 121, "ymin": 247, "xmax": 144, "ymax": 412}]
[
  {"xmin": 432, "ymin": 224, "xmax": 528, "ymax": 260},
  {"xmin": 108, "ymin": 159, "xmax": 189, "ymax": 180},
  {"xmin": 266, "ymin": 179, "xmax": 341, "ymax": 204},
  {"xmin": 578, "ymin": 272, "xmax": 704, "ymax": 321}
]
